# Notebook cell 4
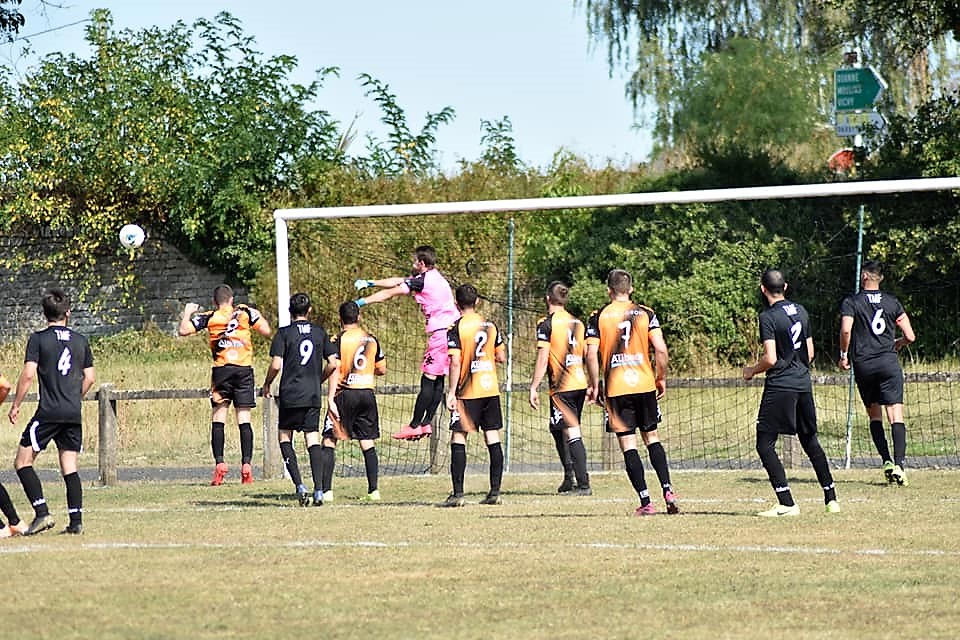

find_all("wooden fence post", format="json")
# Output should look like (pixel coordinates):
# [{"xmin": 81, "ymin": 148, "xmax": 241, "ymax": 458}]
[
  {"xmin": 782, "ymin": 434, "xmax": 797, "ymax": 469},
  {"xmin": 262, "ymin": 394, "xmax": 282, "ymax": 479},
  {"xmin": 601, "ymin": 432, "xmax": 618, "ymax": 471},
  {"xmin": 98, "ymin": 383, "xmax": 118, "ymax": 486}
]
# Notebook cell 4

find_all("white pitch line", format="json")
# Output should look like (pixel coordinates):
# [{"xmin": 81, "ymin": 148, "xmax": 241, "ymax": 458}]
[{"xmin": 1, "ymin": 538, "xmax": 958, "ymax": 558}]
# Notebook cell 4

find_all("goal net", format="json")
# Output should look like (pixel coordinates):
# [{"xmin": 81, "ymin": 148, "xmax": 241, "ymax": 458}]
[{"xmin": 273, "ymin": 178, "xmax": 960, "ymax": 477}]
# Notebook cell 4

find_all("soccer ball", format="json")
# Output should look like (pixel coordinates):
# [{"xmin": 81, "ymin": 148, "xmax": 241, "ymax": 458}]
[{"xmin": 119, "ymin": 224, "xmax": 145, "ymax": 249}]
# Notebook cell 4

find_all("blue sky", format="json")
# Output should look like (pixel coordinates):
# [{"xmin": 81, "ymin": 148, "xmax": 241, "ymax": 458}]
[{"xmin": 4, "ymin": 0, "xmax": 652, "ymax": 172}]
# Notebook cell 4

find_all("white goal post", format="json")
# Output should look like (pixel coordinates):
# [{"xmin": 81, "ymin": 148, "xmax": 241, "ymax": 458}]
[{"xmin": 274, "ymin": 177, "xmax": 960, "ymax": 327}]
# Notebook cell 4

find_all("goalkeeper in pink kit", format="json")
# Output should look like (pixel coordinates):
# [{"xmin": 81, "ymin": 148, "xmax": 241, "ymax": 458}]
[{"xmin": 354, "ymin": 245, "xmax": 460, "ymax": 440}]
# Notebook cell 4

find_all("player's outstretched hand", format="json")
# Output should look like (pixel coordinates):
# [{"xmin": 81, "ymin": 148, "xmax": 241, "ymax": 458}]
[{"xmin": 354, "ymin": 279, "xmax": 374, "ymax": 291}]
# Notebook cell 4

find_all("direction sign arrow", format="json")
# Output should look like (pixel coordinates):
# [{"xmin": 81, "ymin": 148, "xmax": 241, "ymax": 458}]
[
  {"xmin": 835, "ymin": 111, "xmax": 886, "ymax": 137},
  {"xmin": 834, "ymin": 67, "xmax": 886, "ymax": 112}
]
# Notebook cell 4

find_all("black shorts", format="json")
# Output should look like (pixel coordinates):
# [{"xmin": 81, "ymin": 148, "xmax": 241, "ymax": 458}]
[
  {"xmin": 278, "ymin": 406, "xmax": 321, "ymax": 433},
  {"xmin": 549, "ymin": 390, "xmax": 586, "ymax": 431},
  {"xmin": 604, "ymin": 391, "xmax": 661, "ymax": 434},
  {"xmin": 210, "ymin": 365, "xmax": 256, "ymax": 408},
  {"xmin": 324, "ymin": 389, "xmax": 379, "ymax": 441},
  {"xmin": 450, "ymin": 396, "xmax": 503, "ymax": 432},
  {"xmin": 20, "ymin": 418, "xmax": 83, "ymax": 453},
  {"xmin": 854, "ymin": 360, "xmax": 905, "ymax": 406},
  {"xmin": 756, "ymin": 387, "xmax": 817, "ymax": 436}
]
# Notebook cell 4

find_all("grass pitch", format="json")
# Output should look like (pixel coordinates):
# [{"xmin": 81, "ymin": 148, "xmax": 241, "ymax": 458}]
[{"xmin": 1, "ymin": 469, "xmax": 958, "ymax": 639}]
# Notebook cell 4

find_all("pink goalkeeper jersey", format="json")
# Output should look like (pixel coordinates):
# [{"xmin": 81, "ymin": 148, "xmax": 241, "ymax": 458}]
[{"xmin": 402, "ymin": 268, "xmax": 460, "ymax": 333}]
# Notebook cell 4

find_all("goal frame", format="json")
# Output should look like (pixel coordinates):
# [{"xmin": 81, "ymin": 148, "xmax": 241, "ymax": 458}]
[
  {"xmin": 273, "ymin": 177, "xmax": 960, "ymax": 470},
  {"xmin": 273, "ymin": 176, "xmax": 960, "ymax": 326}
]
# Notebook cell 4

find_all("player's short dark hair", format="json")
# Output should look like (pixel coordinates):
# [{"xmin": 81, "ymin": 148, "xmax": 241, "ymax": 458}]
[
  {"xmin": 289, "ymin": 292, "xmax": 311, "ymax": 317},
  {"xmin": 546, "ymin": 281, "xmax": 569, "ymax": 306},
  {"xmin": 414, "ymin": 245, "xmax": 437, "ymax": 268},
  {"xmin": 41, "ymin": 288, "xmax": 70, "ymax": 321},
  {"xmin": 339, "ymin": 300, "xmax": 360, "ymax": 324},
  {"xmin": 761, "ymin": 268, "xmax": 786, "ymax": 295},
  {"xmin": 455, "ymin": 283, "xmax": 478, "ymax": 309},
  {"xmin": 607, "ymin": 269, "xmax": 632, "ymax": 294},
  {"xmin": 862, "ymin": 259, "xmax": 884, "ymax": 280},
  {"xmin": 213, "ymin": 284, "xmax": 233, "ymax": 305}
]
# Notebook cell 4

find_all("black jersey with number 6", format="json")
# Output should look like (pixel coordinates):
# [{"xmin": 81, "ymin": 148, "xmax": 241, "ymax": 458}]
[
  {"xmin": 758, "ymin": 299, "xmax": 811, "ymax": 391},
  {"xmin": 840, "ymin": 290, "xmax": 905, "ymax": 365},
  {"xmin": 268, "ymin": 320, "xmax": 334, "ymax": 409},
  {"xmin": 27, "ymin": 326, "xmax": 94, "ymax": 423}
]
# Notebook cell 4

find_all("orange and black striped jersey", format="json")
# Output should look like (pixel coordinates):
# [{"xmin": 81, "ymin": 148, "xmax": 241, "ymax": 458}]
[
  {"xmin": 447, "ymin": 311, "xmax": 504, "ymax": 400},
  {"xmin": 331, "ymin": 327, "xmax": 385, "ymax": 391},
  {"xmin": 536, "ymin": 309, "xmax": 587, "ymax": 394},
  {"xmin": 585, "ymin": 300, "xmax": 661, "ymax": 397},
  {"xmin": 191, "ymin": 305, "xmax": 266, "ymax": 367}
]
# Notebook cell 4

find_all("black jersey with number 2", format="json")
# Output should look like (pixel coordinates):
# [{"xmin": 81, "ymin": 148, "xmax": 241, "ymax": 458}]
[
  {"xmin": 758, "ymin": 299, "xmax": 811, "ymax": 392},
  {"xmin": 269, "ymin": 320, "xmax": 335, "ymax": 409},
  {"xmin": 27, "ymin": 326, "xmax": 94, "ymax": 423}
]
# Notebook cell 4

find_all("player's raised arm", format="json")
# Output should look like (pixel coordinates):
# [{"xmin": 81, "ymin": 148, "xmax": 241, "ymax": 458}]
[
  {"xmin": 177, "ymin": 302, "xmax": 200, "ymax": 336},
  {"xmin": 356, "ymin": 282, "xmax": 407, "ymax": 307},
  {"xmin": 355, "ymin": 276, "xmax": 406, "ymax": 291}
]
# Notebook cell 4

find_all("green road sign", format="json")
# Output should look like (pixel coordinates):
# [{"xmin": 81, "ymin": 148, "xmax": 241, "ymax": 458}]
[{"xmin": 835, "ymin": 67, "xmax": 886, "ymax": 112}]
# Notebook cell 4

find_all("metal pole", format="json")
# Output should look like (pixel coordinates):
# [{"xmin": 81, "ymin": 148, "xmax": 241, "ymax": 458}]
[
  {"xmin": 844, "ymin": 202, "xmax": 865, "ymax": 468},
  {"xmin": 505, "ymin": 217, "xmax": 515, "ymax": 471}
]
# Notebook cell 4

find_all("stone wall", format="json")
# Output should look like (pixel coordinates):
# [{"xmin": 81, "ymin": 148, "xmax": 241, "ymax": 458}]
[{"xmin": 0, "ymin": 230, "xmax": 251, "ymax": 338}]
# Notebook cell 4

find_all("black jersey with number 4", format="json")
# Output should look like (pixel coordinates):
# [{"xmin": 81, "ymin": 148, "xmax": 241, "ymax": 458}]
[
  {"xmin": 840, "ymin": 290, "xmax": 905, "ymax": 365},
  {"xmin": 758, "ymin": 299, "xmax": 811, "ymax": 391},
  {"xmin": 269, "ymin": 320, "xmax": 335, "ymax": 409},
  {"xmin": 27, "ymin": 326, "xmax": 94, "ymax": 423}
]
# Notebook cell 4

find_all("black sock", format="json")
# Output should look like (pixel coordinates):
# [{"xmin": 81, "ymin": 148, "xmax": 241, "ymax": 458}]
[
  {"xmin": 238, "ymin": 423, "xmax": 253, "ymax": 465},
  {"xmin": 0, "ymin": 482, "xmax": 20, "ymax": 525},
  {"xmin": 64, "ymin": 472, "xmax": 82, "ymax": 526},
  {"xmin": 799, "ymin": 432, "xmax": 836, "ymax": 503},
  {"xmin": 757, "ymin": 430, "xmax": 794, "ymax": 506},
  {"xmin": 16, "ymin": 466, "xmax": 48, "ymax": 517},
  {"xmin": 450, "ymin": 442, "xmax": 466, "ymax": 496},
  {"xmin": 568, "ymin": 437, "xmax": 590, "ymax": 488},
  {"xmin": 409, "ymin": 375, "xmax": 445, "ymax": 427},
  {"xmin": 622, "ymin": 448, "xmax": 650, "ymax": 505},
  {"xmin": 646, "ymin": 441, "xmax": 672, "ymax": 493},
  {"xmin": 891, "ymin": 422, "xmax": 907, "ymax": 467},
  {"xmin": 552, "ymin": 429, "xmax": 574, "ymax": 479},
  {"xmin": 280, "ymin": 441, "xmax": 302, "ymax": 488},
  {"xmin": 487, "ymin": 442, "xmax": 503, "ymax": 494},
  {"xmin": 409, "ymin": 375, "xmax": 433, "ymax": 426},
  {"xmin": 307, "ymin": 444, "xmax": 324, "ymax": 494},
  {"xmin": 870, "ymin": 420, "xmax": 891, "ymax": 462},
  {"xmin": 362, "ymin": 447, "xmax": 379, "ymax": 493},
  {"xmin": 211, "ymin": 422, "xmax": 225, "ymax": 463},
  {"xmin": 423, "ymin": 376, "xmax": 445, "ymax": 426},
  {"xmin": 320, "ymin": 446, "xmax": 335, "ymax": 493}
]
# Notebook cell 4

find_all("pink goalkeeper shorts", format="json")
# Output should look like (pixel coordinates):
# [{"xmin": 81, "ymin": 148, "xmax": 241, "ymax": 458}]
[{"xmin": 422, "ymin": 329, "xmax": 450, "ymax": 376}]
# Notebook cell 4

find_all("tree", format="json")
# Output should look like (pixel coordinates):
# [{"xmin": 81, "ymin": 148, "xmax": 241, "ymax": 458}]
[
  {"xmin": 354, "ymin": 73, "xmax": 455, "ymax": 177},
  {"xmin": 0, "ymin": 9, "xmax": 341, "ymax": 295},
  {"xmin": 581, "ymin": 0, "xmax": 959, "ymax": 148},
  {"xmin": 671, "ymin": 38, "xmax": 824, "ymax": 159},
  {"xmin": 0, "ymin": 0, "xmax": 24, "ymax": 40}
]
